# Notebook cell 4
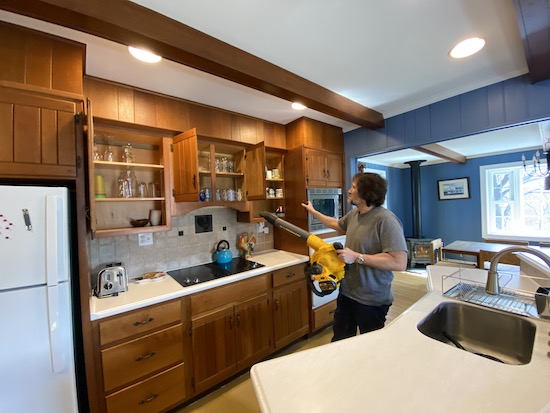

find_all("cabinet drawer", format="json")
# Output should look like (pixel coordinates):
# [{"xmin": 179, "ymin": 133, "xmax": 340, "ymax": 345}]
[
  {"xmin": 99, "ymin": 300, "xmax": 182, "ymax": 346},
  {"xmin": 272, "ymin": 264, "xmax": 306, "ymax": 288},
  {"xmin": 312, "ymin": 300, "xmax": 337, "ymax": 331},
  {"xmin": 191, "ymin": 274, "xmax": 268, "ymax": 316},
  {"xmin": 105, "ymin": 363, "xmax": 186, "ymax": 413},
  {"xmin": 102, "ymin": 324, "xmax": 184, "ymax": 392}
]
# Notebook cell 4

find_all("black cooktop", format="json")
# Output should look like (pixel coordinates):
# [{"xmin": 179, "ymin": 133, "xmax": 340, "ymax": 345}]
[{"xmin": 167, "ymin": 257, "xmax": 264, "ymax": 287}]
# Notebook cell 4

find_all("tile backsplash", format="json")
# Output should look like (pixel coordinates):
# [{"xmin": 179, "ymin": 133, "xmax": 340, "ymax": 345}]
[{"xmin": 89, "ymin": 207, "xmax": 273, "ymax": 282}]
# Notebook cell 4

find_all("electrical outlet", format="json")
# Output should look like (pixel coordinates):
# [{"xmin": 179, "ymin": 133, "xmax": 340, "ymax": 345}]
[{"xmin": 138, "ymin": 233, "xmax": 153, "ymax": 246}]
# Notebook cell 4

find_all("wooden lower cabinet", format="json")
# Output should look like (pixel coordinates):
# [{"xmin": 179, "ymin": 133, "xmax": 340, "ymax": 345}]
[
  {"xmin": 191, "ymin": 305, "xmax": 237, "ymax": 393},
  {"xmin": 101, "ymin": 324, "xmax": 184, "ymax": 392},
  {"xmin": 273, "ymin": 279, "xmax": 309, "ymax": 349},
  {"xmin": 105, "ymin": 363, "xmax": 186, "ymax": 413},
  {"xmin": 311, "ymin": 299, "xmax": 337, "ymax": 332},
  {"xmin": 96, "ymin": 299, "xmax": 190, "ymax": 413},
  {"xmin": 191, "ymin": 291, "xmax": 272, "ymax": 394},
  {"xmin": 272, "ymin": 264, "xmax": 310, "ymax": 349},
  {"xmin": 234, "ymin": 295, "xmax": 273, "ymax": 369},
  {"xmin": 94, "ymin": 267, "xmax": 313, "ymax": 411}
]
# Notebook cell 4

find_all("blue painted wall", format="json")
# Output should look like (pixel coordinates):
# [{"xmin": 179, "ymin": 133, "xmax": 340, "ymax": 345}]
[
  {"xmin": 405, "ymin": 151, "xmax": 525, "ymax": 245},
  {"xmin": 344, "ymin": 74, "xmax": 550, "ymax": 244}
]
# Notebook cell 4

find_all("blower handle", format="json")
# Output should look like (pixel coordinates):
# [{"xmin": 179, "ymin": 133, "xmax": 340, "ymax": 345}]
[{"xmin": 332, "ymin": 241, "xmax": 350, "ymax": 270}]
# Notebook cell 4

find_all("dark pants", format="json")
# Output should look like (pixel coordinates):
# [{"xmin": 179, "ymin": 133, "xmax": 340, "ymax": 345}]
[{"xmin": 331, "ymin": 293, "xmax": 390, "ymax": 342}]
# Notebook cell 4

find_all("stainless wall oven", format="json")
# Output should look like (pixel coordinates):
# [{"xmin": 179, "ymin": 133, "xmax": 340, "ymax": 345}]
[{"xmin": 307, "ymin": 188, "xmax": 343, "ymax": 232}]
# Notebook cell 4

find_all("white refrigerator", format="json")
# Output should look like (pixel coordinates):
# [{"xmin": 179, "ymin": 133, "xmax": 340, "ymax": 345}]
[{"xmin": 0, "ymin": 185, "xmax": 79, "ymax": 413}]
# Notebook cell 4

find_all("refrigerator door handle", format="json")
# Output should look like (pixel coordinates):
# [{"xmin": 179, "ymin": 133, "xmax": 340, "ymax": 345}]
[
  {"xmin": 47, "ymin": 284, "xmax": 66, "ymax": 373},
  {"xmin": 46, "ymin": 196, "xmax": 66, "ymax": 287}
]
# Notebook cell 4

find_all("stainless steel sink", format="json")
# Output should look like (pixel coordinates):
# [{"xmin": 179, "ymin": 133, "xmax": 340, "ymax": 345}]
[{"xmin": 417, "ymin": 301, "xmax": 536, "ymax": 365}]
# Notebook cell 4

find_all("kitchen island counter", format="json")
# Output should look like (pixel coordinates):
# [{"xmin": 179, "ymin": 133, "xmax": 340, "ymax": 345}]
[
  {"xmin": 90, "ymin": 249, "xmax": 308, "ymax": 320},
  {"xmin": 251, "ymin": 265, "xmax": 550, "ymax": 413}
]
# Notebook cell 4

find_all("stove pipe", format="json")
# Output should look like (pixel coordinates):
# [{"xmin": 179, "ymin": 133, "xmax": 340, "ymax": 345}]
[{"xmin": 405, "ymin": 160, "xmax": 425, "ymax": 239}]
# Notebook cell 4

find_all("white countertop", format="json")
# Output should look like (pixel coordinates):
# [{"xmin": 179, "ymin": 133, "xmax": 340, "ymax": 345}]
[
  {"xmin": 251, "ymin": 265, "xmax": 550, "ymax": 413},
  {"xmin": 90, "ymin": 250, "xmax": 309, "ymax": 321}
]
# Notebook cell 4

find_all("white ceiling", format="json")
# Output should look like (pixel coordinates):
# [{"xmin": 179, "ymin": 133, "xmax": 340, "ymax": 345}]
[{"xmin": 0, "ymin": 1, "xmax": 545, "ymax": 166}]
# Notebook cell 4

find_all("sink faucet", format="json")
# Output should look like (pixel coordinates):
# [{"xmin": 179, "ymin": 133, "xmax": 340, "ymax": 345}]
[{"xmin": 486, "ymin": 246, "xmax": 550, "ymax": 295}]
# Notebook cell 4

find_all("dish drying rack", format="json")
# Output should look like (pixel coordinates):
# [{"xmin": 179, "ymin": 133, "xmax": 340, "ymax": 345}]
[{"xmin": 442, "ymin": 267, "xmax": 549, "ymax": 319}]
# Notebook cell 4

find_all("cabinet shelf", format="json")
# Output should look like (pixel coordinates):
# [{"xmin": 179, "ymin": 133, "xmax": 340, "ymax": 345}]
[
  {"xmin": 198, "ymin": 170, "xmax": 244, "ymax": 178},
  {"xmin": 95, "ymin": 197, "xmax": 165, "ymax": 202},
  {"xmin": 94, "ymin": 160, "xmax": 164, "ymax": 170}
]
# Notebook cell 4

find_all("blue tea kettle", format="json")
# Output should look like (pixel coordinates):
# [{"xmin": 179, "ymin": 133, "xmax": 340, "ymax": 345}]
[{"xmin": 215, "ymin": 240, "xmax": 233, "ymax": 264}]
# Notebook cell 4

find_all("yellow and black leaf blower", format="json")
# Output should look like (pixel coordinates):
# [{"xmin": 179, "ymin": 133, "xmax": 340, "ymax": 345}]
[{"xmin": 260, "ymin": 211, "xmax": 346, "ymax": 296}]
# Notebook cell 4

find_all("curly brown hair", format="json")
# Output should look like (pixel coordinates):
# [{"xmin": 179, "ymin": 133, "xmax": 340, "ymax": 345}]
[{"xmin": 353, "ymin": 172, "xmax": 387, "ymax": 207}]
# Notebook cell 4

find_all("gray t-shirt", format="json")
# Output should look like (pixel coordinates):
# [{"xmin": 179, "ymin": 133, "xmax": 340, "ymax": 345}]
[{"xmin": 338, "ymin": 206, "xmax": 407, "ymax": 306}]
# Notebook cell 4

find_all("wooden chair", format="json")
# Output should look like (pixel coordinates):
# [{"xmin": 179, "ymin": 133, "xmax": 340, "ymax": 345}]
[
  {"xmin": 539, "ymin": 242, "xmax": 550, "ymax": 248},
  {"xmin": 483, "ymin": 239, "xmax": 529, "ymax": 246},
  {"xmin": 430, "ymin": 238, "xmax": 476, "ymax": 267},
  {"xmin": 479, "ymin": 249, "xmax": 520, "ymax": 274}
]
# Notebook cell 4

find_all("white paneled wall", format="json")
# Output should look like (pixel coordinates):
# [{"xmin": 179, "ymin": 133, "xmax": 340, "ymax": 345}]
[{"xmin": 89, "ymin": 207, "xmax": 273, "ymax": 283}]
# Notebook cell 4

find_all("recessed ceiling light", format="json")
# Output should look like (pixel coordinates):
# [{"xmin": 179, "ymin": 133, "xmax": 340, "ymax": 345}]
[
  {"xmin": 449, "ymin": 37, "xmax": 486, "ymax": 59},
  {"xmin": 128, "ymin": 46, "xmax": 162, "ymax": 63},
  {"xmin": 291, "ymin": 102, "xmax": 307, "ymax": 110}
]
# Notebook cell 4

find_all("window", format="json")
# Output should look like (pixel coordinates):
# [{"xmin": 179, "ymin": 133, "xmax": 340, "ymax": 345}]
[{"xmin": 480, "ymin": 161, "xmax": 550, "ymax": 242}]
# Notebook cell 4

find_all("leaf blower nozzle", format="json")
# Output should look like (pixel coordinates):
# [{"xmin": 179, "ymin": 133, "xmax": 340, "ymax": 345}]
[{"xmin": 260, "ymin": 211, "xmax": 346, "ymax": 296}]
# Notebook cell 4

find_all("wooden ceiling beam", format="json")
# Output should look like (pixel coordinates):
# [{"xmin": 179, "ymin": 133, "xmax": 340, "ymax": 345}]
[
  {"xmin": 513, "ymin": 0, "xmax": 550, "ymax": 83},
  {"xmin": 0, "ymin": 0, "xmax": 385, "ymax": 129},
  {"xmin": 413, "ymin": 143, "xmax": 467, "ymax": 164}
]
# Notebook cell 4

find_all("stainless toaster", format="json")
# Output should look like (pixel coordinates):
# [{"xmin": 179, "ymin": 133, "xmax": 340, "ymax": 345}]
[{"xmin": 95, "ymin": 264, "xmax": 128, "ymax": 298}]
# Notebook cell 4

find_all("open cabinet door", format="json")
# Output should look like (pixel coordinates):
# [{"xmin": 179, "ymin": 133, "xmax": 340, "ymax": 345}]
[
  {"xmin": 86, "ymin": 98, "xmax": 97, "ymax": 235},
  {"xmin": 172, "ymin": 129, "xmax": 200, "ymax": 202},
  {"xmin": 245, "ymin": 142, "xmax": 266, "ymax": 200}
]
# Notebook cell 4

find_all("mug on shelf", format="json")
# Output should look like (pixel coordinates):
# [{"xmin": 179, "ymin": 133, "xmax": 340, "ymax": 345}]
[{"xmin": 149, "ymin": 209, "xmax": 162, "ymax": 226}]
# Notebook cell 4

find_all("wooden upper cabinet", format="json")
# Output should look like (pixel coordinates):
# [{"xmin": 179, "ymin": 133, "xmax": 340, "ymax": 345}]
[
  {"xmin": 84, "ymin": 77, "xmax": 192, "ymax": 131},
  {"xmin": 231, "ymin": 115, "xmax": 263, "ymax": 144},
  {"xmin": 0, "ymin": 85, "xmax": 82, "ymax": 179},
  {"xmin": 172, "ymin": 129, "xmax": 200, "ymax": 202},
  {"xmin": 305, "ymin": 148, "xmax": 343, "ymax": 187},
  {"xmin": 263, "ymin": 122, "xmax": 286, "ymax": 149},
  {"xmin": 189, "ymin": 105, "xmax": 231, "ymax": 139},
  {"xmin": 286, "ymin": 117, "xmax": 343, "ymax": 153},
  {"xmin": 245, "ymin": 142, "xmax": 267, "ymax": 200},
  {"xmin": 0, "ymin": 21, "xmax": 84, "ymax": 95}
]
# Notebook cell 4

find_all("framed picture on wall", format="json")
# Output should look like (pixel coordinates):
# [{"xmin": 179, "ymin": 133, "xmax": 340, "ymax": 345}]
[{"xmin": 437, "ymin": 177, "xmax": 470, "ymax": 200}]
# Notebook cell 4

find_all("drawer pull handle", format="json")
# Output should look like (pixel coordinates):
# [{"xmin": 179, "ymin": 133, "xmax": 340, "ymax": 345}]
[
  {"xmin": 286, "ymin": 272, "xmax": 294, "ymax": 278},
  {"xmin": 139, "ymin": 393, "xmax": 159, "ymax": 404},
  {"xmin": 136, "ymin": 351, "xmax": 156, "ymax": 361},
  {"xmin": 133, "ymin": 317, "xmax": 154, "ymax": 326},
  {"xmin": 329, "ymin": 310, "xmax": 336, "ymax": 315}
]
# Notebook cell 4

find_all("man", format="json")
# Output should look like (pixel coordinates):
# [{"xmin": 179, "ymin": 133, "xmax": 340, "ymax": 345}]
[{"xmin": 302, "ymin": 172, "xmax": 408, "ymax": 341}]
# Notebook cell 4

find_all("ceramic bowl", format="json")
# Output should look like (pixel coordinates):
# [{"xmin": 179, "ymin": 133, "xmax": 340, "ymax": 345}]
[{"xmin": 130, "ymin": 218, "xmax": 150, "ymax": 227}]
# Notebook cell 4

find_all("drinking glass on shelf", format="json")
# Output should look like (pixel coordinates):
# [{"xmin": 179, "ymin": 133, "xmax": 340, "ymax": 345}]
[
  {"xmin": 93, "ymin": 144, "xmax": 102, "ymax": 161},
  {"xmin": 121, "ymin": 143, "xmax": 134, "ymax": 163},
  {"xmin": 137, "ymin": 182, "xmax": 148, "ymax": 198},
  {"xmin": 104, "ymin": 145, "xmax": 114, "ymax": 162},
  {"xmin": 148, "ymin": 182, "xmax": 160, "ymax": 198},
  {"xmin": 118, "ymin": 168, "xmax": 137, "ymax": 197},
  {"xmin": 227, "ymin": 188, "xmax": 235, "ymax": 201}
]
